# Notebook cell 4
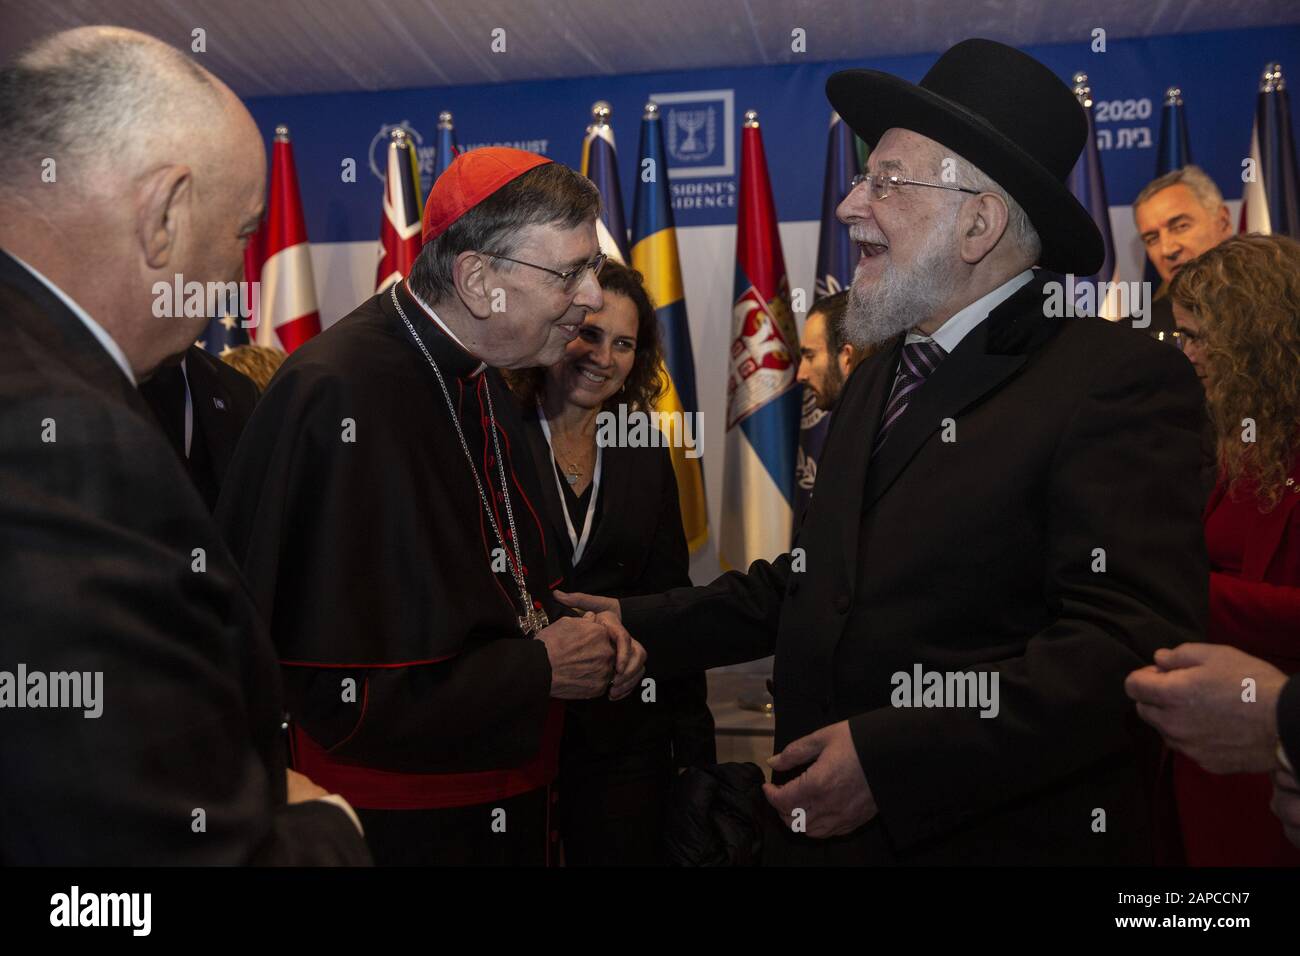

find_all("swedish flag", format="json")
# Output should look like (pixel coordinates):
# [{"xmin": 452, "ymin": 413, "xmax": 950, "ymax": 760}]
[{"xmin": 631, "ymin": 101, "xmax": 709, "ymax": 553}]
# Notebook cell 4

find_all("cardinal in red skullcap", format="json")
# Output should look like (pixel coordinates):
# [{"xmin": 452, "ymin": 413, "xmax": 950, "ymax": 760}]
[{"xmin": 216, "ymin": 147, "xmax": 645, "ymax": 865}]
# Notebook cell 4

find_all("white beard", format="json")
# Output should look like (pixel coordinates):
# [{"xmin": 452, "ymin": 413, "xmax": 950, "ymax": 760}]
[{"xmin": 844, "ymin": 224, "xmax": 963, "ymax": 348}]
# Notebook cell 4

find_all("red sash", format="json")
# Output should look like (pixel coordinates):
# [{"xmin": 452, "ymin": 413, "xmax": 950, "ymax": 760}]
[{"xmin": 290, "ymin": 700, "xmax": 564, "ymax": 811}]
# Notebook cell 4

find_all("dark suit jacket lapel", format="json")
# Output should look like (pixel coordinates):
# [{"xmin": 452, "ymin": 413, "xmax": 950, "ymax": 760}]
[
  {"xmin": 186, "ymin": 347, "xmax": 241, "ymax": 485},
  {"xmin": 1, "ymin": 249, "xmax": 148, "ymax": 420},
  {"xmin": 831, "ymin": 337, "xmax": 899, "ymax": 575},
  {"xmin": 862, "ymin": 274, "xmax": 1059, "ymax": 515}
]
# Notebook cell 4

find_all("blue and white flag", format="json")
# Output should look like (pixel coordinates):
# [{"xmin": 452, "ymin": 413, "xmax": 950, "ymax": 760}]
[
  {"xmin": 794, "ymin": 111, "xmax": 860, "ymax": 527},
  {"xmin": 1145, "ymin": 87, "xmax": 1194, "ymax": 286},
  {"xmin": 1067, "ymin": 72, "xmax": 1121, "ymax": 318},
  {"xmin": 580, "ymin": 101, "xmax": 631, "ymax": 264},
  {"xmin": 1241, "ymin": 63, "xmax": 1300, "ymax": 238}
]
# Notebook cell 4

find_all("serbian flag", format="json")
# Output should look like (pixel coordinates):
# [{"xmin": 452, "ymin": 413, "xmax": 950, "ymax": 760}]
[
  {"xmin": 243, "ymin": 124, "xmax": 321, "ymax": 353},
  {"xmin": 632, "ymin": 101, "xmax": 708, "ymax": 553},
  {"xmin": 434, "ymin": 111, "xmax": 460, "ymax": 182},
  {"xmin": 581, "ymin": 102, "xmax": 631, "ymax": 264},
  {"xmin": 1240, "ymin": 63, "xmax": 1299, "ymax": 238},
  {"xmin": 720, "ymin": 110, "xmax": 801, "ymax": 570},
  {"xmin": 376, "ymin": 127, "xmax": 423, "ymax": 293},
  {"xmin": 794, "ymin": 111, "xmax": 861, "ymax": 527},
  {"xmin": 1066, "ymin": 72, "xmax": 1122, "ymax": 319},
  {"xmin": 1145, "ymin": 87, "xmax": 1194, "ymax": 287}
]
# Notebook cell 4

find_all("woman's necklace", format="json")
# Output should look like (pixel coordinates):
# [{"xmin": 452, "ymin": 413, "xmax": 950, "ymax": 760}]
[{"xmin": 550, "ymin": 429, "xmax": 594, "ymax": 486}]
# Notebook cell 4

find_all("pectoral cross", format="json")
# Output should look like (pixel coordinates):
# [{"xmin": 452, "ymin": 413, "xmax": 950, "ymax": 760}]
[{"xmin": 518, "ymin": 595, "xmax": 550, "ymax": 636}]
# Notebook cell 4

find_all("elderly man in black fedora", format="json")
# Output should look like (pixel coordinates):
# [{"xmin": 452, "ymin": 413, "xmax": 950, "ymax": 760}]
[{"xmin": 559, "ymin": 38, "xmax": 1207, "ymax": 865}]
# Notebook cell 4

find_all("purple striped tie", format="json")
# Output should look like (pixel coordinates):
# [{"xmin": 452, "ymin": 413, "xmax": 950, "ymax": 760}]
[{"xmin": 873, "ymin": 338, "xmax": 947, "ymax": 452}]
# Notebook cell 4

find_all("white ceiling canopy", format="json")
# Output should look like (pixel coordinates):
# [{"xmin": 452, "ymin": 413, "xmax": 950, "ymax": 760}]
[{"xmin": 1, "ymin": 0, "xmax": 1297, "ymax": 97}]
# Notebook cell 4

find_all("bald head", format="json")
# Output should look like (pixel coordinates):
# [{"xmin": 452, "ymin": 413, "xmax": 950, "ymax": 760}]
[
  {"xmin": 0, "ymin": 26, "xmax": 265, "ymax": 379},
  {"xmin": 2, "ymin": 27, "xmax": 233, "ymax": 194}
]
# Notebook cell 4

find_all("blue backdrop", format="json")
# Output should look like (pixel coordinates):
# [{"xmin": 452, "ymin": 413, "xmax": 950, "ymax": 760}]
[{"xmin": 245, "ymin": 25, "xmax": 1300, "ymax": 243}]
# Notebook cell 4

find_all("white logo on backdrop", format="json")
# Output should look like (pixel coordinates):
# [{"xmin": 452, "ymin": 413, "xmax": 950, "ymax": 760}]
[
  {"xmin": 650, "ymin": 89, "xmax": 735, "ymax": 179},
  {"xmin": 368, "ymin": 121, "xmax": 434, "ymax": 187}
]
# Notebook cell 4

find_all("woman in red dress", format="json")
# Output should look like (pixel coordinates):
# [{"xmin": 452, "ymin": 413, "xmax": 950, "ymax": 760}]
[{"xmin": 1168, "ymin": 233, "xmax": 1300, "ymax": 865}]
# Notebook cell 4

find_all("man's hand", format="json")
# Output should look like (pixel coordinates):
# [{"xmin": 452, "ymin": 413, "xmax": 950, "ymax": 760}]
[
  {"xmin": 1271, "ymin": 767, "xmax": 1300, "ymax": 848},
  {"xmin": 554, "ymin": 591, "xmax": 644, "ymax": 700},
  {"xmin": 763, "ymin": 720, "xmax": 877, "ymax": 838},
  {"xmin": 537, "ymin": 613, "xmax": 615, "ymax": 699},
  {"xmin": 1125, "ymin": 643, "xmax": 1288, "ymax": 774},
  {"xmin": 554, "ymin": 589, "xmax": 621, "ymax": 620},
  {"xmin": 286, "ymin": 768, "xmax": 329, "ymax": 804},
  {"xmin": 597, "ymin": 609, "xmax": 646, "ymax": 701}
]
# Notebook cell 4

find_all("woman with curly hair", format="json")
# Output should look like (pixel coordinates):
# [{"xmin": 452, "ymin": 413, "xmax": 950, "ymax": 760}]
[
  {"xmin": 1167, "ymin": 232, "xmax": 1300, "ymax": 865},
  {"xmin": 507, "ymin": 260, "xmax": 715, "ymax": 865}
]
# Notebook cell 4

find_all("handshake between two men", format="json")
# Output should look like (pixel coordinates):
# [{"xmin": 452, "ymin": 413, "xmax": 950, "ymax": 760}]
[{"xmin": 540, "ymin": 603, "xmax": 647, "ymax": 702}]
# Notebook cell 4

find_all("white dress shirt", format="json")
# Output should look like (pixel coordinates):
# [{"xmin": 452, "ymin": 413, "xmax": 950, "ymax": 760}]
[
  {"xmin": 903, "ymin": 269, "xmax": 1035, "ymax": 351},
  {"xmin": 404, "ymin": 279, "xmax": 488, "ymax": 376}
]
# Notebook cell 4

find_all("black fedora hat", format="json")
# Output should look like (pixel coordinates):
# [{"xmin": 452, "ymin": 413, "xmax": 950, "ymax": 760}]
[{"xmin": 826, "ymin": 38, "xmax": 1104, "ymax": 277}]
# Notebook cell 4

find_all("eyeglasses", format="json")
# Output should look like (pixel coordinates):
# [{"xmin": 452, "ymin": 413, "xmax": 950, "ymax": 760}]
[
  {"xmin": 847, "ymin": 172, "xmax": 981, "ymax": 202},
  {"xmin": 481, "ymin": 250, "xmax": 608, "ymax": 294},
  {"xmin": 1154, "ymin": 329, "xmax": 1186, "ymax": 350}
]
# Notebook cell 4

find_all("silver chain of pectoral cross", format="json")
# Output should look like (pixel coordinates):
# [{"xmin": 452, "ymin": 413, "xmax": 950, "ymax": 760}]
[{"xmin": 391, "ymin": 287, "xmax": 548, "ymax": 635}]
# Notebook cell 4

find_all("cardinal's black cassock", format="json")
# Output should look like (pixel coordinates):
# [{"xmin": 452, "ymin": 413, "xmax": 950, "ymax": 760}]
[{"xmin": 216, "ymin": 279, "xmax": 566, "ymax": 865}]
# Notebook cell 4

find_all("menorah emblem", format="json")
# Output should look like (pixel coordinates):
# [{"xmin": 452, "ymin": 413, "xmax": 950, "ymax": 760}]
[
  {"xmin": 676, "ymin": 109, "xmax": 708, "ymax": 153},
  {"xmin": 653, "ymin": 89, "xmax": 733, "ymax": 176}
]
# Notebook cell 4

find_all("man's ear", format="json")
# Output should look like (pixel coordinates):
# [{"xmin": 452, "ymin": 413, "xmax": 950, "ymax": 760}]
[
  {"xmin": 959, "ymin": 192, "xmax": 1010, "ymax": 265},
  {"xmin": 1214, "ymin": 203, "xmax": 1233, "ymax": 239},
  {"xmin": 454, "ymin": 250, "xmax": 495, "ymax": 319},
  {"xmin": 136, "ymin": 164, "xmax": 192, "ymax": 269},
  {"xmin": 837, "ymin": 344, "xmax": 855, "ymax": 379}
]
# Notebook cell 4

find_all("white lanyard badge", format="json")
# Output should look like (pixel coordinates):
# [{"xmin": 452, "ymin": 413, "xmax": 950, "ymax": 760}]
[{"xmin": 537, "ymin": 410, "xmax": 603, "ymax": 566}]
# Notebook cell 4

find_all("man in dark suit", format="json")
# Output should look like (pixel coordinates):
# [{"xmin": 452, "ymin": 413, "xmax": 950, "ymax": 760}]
[
  {"xmin": 0, "ymin": 26, "xmax": 368, "ymax": 864},
  {"xmin": 560, "ymin": 39, "xmax": 1208, "ymax": 865},
  {"xmin": 140, "ymin": 346, "xmax": 259, "ymax": 511}
]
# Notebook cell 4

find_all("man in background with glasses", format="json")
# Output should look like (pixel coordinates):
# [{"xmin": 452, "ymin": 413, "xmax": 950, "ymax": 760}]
[
  {"xmin": 563, "ymin": 39, "xmax": 1207, "ymax": 865},
  {"xmin": 217, "ymin": 147, "xmax": 644, "ymax": 865}
]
